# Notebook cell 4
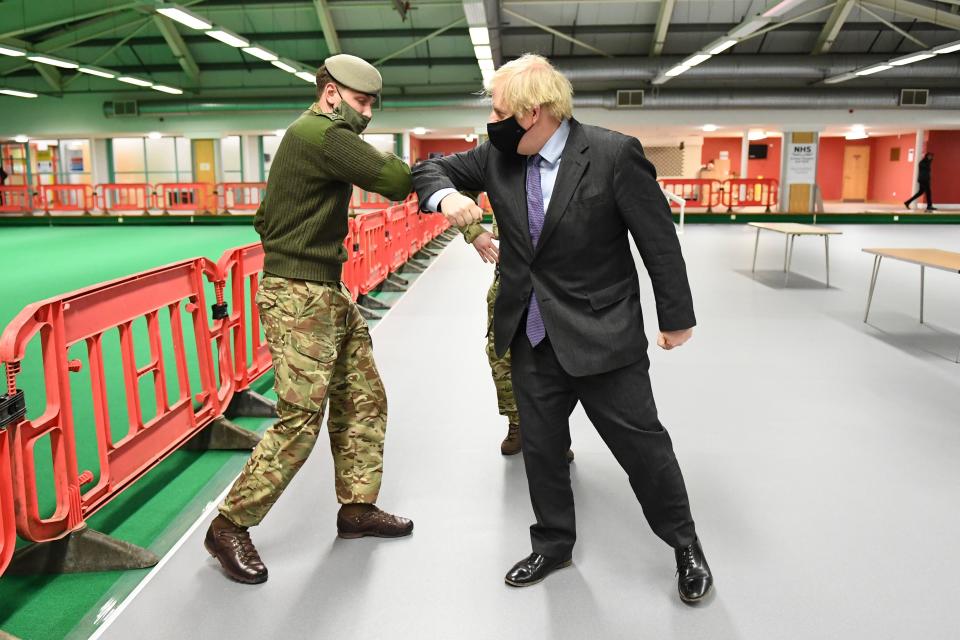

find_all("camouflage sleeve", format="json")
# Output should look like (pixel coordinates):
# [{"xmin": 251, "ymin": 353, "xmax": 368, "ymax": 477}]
[{"xmin": 460, "ymin": 222, "xmax": 486, "ymax": 244}]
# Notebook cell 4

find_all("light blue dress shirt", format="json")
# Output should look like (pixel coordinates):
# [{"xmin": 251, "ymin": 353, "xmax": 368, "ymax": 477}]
[{"xmin": 424, "ymin": 118, "xmax": 572, "ymax": 214}]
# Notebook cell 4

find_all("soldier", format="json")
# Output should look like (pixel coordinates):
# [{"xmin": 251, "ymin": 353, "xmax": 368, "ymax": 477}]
[
  {"xmin": 461, "ymin": 215, "xmax": 574, "ymax": 462},
  {"xmin": 204, "ymin": 54, "xmax": 414, "ymax": 585}
]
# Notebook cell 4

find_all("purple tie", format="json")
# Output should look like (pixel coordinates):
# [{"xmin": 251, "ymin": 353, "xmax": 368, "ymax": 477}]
[{"xmin": 526, "ymin": 154, "xmax": 547, "ymax": 347}]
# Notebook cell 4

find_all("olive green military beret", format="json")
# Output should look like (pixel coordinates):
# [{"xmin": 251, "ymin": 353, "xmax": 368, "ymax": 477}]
[{"xmin": 325, "ymin": 54, "xmax": 382, "ymax": 95}]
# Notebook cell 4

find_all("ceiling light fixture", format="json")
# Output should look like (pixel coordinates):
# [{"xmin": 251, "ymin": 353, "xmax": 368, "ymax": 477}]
[
  {"xmin": 478, "ymin": 59, "xmax": 495, "ymax": 72},
  {"xmin": 156, "ymin": 6, "xmax": 212, "ymax": 30},
  {"xmin": 206, "ymin": 29, "xmax": 249, "ymax": 48},
  {"xmin": 117, "ymin": 76, "xmax": 153, "ymax": 87},
  {"xmin": 474, "ymin": 45, "xmax": 492, "ymax": 60},
  {"xmin": 0, "ymin": 89, "xmax": 38, "ymax": 98},
  {"xmin": 14, "ymin": 135, "xmax": 29, "ymax": 143},
  {"xmin": 243, "ymin": 46, "xmax": 278, "ymax": 62},
  {"xmin": 664, "ymin": 64, "xmax": 690, "ymax": 78},
  {"xmin": 78, "ymin": 66, "xmax": 115, "ymax": 78},
  {"xmin": 855, "ymin": 64, "xmax": 893, "ymax": 76},
  {"xmin": 412, "ymin": 127, "xmax": 427, "ymax": 135},
  {"xmin": 469, "ymin": 27, "xmax": 490, "ymax": 47},
  {"xmin": 702, "ymin": 124, "xmax": 719, "ymax": 132},
  {"xmin": 28, "ymin": 55, "xmax": 79, "ymax": 69},
  {"xmin": 271, "ymin": 60, "xmax": 298, "ymax": 73},
  {"xmin": 151, "ymin": 85, "xmax": 183, "ymax": 94},
  {"xmin": 683, "ymin": 54, "xmax": 712, "ymax": 67},
  {"xmin": 0, "ymin": 45, "xmax": 27, "ymax": 58},
  {"xmin": 295, "ymin": 71, "xmax": 316, "ymax": 83},
  {"xmin": 709, "ymin": 39, "xmax": 738, "ymax": 55},
  {"xmin": 147, "ymin": 131, "xmax": 162, "ymax": 139},
  {"xmin": 933, "ymin": 40, "xmax": 960, "ymax": 54},
  {"xmin": 890, "ymin": 53, "xmax": 936, "ymax": 66}
]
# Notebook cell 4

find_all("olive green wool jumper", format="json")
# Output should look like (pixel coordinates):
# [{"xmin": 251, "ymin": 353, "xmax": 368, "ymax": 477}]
[{"xmin": 254, "ymin": 108, "xmax": 412, "ymax": 283}]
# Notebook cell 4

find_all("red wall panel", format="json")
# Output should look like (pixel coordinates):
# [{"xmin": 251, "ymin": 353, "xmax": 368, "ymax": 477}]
[
  {"xmin": 927, "ymin": 131, "xmax": 960, "ymax": 204},
  {"xmin": 411, "ymin": 137, "xmax": 476, "ymax": 164},
  {"xmin": 748, "ymin": 137, "xmax": 781, "ymax": 180},
  {"xmin": 817, "ymin": 137, "xmax": 846, "ymax": 201},
  {"xmin": 867, "ymin": 134, "xmax": 916, "ymax": 204},
  {"xmin": 701, "ymin": 137, "xmax": 742, "ymax": 176}
]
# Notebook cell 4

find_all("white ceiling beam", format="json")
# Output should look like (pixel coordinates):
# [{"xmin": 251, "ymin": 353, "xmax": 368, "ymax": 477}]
[
  {"xmin": 153, "ymin": 15, "xmax": 201, "ymax": 83},
  {"xmin": 313, "ymin": 0, "xmax": 342, "ymax": 55},
  {"xmin": 650, "ymin": 0, "xmax": 678, "ymax": 57},
  {"xmin": 813, "ymin": 0, "xmax": 855, "ymax": 54}
]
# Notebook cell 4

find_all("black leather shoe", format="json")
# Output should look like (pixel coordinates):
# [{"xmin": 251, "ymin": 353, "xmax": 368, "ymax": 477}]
[
  {"xmin": 505, "ymin": 553, "xmax": 571, "ymax": 587},
  {"xmin": 675, "ymin": 538, "xmax": 713, "ymax": 603}
]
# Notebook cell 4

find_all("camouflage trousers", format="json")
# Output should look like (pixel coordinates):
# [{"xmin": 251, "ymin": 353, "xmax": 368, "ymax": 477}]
[
  {"xmin": 219, "ymin": 276, "xmax": 387, "ymax": 528},
  {"xmin": 486, "ymin": 271, "xmax": 519, "ymax": 427}
]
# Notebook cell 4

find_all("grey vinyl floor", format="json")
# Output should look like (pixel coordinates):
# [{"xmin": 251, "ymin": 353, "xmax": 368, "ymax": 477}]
[{"xmin": 95, "ymin": 224, "xmax": 960, "ymax": 640}]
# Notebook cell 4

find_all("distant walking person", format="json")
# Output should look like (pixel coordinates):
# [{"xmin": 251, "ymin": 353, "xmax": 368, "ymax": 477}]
[
  {"xmin": 904, "ymin": 152, "xmax": 936, "ymax": 211},
  {"xmin": 0, "ymin": 165, "xmax": 8, "ymax": 185}
]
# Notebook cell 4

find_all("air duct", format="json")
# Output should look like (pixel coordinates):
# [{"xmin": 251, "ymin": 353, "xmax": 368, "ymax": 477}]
[{"xmin": 125, "ymin": 89, "xmax": 960, "ymax": 116}]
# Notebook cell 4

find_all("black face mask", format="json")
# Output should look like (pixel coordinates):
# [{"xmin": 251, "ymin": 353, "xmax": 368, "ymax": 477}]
[{"xmin": 487, "ymin": 116, "xmax": 529, "ymax": 156}]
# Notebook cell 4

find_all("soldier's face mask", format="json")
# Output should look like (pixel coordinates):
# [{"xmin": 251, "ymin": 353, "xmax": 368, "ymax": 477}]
[{"xmin": 335, "ymin": 88, "xmax": 372, "ymax": 134}]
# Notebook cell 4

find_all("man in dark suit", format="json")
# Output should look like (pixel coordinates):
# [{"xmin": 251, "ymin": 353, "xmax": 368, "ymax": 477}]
[
  {"xmin": 413, "ymin": 54, "xmax": 712, "ymax": 603},
  {"xmin": 904, "ymin": 152, "xmax": 936, "ymax": 211}
]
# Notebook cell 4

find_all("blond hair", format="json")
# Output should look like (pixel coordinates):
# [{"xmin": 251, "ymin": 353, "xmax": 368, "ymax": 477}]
[{"xmin": 488, "ymin": 54, "xmax": 574, "ymax": 120}]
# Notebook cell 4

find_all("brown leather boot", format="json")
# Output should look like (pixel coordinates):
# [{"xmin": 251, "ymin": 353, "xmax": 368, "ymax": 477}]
[
  {"xmin": 501, "ymin": 423, "xmax": 521, "ymax": 456},
  {"xmin": 337, "ymin": 505, "xmax": 413, "ymax": 539},
  {"xmin": 204, "ymin": 514, "xmax": 268, "ymax": 584}
]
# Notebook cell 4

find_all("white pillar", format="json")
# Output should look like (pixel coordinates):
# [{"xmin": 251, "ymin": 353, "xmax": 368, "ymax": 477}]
[
  {"xmin": 779, "ymin": 131, "xmax": 791, "ymax": 213},
  {"xmin": 401, "ymin": 131, "xmax": 411, "ymax": 165},
  {"xmin": 241, "ymin": 135, "xmax": 261, "ymax": 182},
  {"xmin": 91, "ymin": 138, "xmax": 110, "ymax": 185}
]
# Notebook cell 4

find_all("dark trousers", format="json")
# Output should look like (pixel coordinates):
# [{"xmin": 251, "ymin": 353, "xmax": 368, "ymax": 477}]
[
  {"xmin": 511, "ymin": 334, "xmax": 697, "ymax": 559},
  {"xmin": 905, "ymin": 181, "xmax": 933, "ymax": 209}
]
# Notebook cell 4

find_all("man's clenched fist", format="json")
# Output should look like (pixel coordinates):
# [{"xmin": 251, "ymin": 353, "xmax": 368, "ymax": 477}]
[{"xmin": 440, "ymin": 192, "xmax": 484, "ymax": 228}]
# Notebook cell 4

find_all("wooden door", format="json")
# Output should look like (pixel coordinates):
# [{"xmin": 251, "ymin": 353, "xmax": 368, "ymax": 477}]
[
  {"xmin": 842, "ymin": 145, "xmax": 870, "ymax": 201},
  {"xmin": 192, "ymin": 139, "xmax": 216, "ymax": 210}
]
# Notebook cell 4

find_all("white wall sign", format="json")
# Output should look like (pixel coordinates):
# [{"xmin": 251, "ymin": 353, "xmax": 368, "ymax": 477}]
[{"xmin": 786, "ymin": 143, "xmax": 817, "ymax": 184}]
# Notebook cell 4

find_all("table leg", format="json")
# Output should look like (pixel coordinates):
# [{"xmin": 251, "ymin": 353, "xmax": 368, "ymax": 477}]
[
  {"xmin": 824, "ymin": 235, "xmax": 830, "ymax": 288},
  {"xmin": 752, "ymin": 227, "xmax": 761, "ymax": 273},
  {"xmin": 920, "ymin": 265, "xmax": 925, "ymax": 324},
  {"xmin": 785, "ymin": 235, "xmax": 796, "ymax": 285},
  {"xmin": 864, "ymin": 255, "xmax": 882, "ymax": 323},
  {"xmin": 783, "ymin": 234, "xmax": 790, "ymax": 272}
]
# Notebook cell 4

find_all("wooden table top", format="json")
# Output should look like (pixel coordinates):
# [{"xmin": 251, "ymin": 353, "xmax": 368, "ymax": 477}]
[
  {"xmin": 748, "ymin": 222, "xmax": 843, "ymax": 235},
  {"xmin": 862, "ymin": 248, "xmax": 960, "ymax": 273}
]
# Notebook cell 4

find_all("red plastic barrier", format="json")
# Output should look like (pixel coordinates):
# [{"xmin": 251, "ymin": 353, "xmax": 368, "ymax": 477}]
[
  {"xmin": 218, "ymin": 182, "xmax": 267, "ymax": 213},
  {"xmin": 0, "ymin": 258, "xmax": 233, "ymax": 543},
  {"xmin": 658, "ymin": 179, "xmax": 722, "ymax": 212},
  {"xmin": 0, "ymin": 186, "xmax": 33, "ymax": 213},
  {"xmin": 216, "ymin": 244, "xmax": 272, "ymax": 392},
  {"xmin": 406, "ymin": 201, "xmax": 423, "ymax": 256},
  {"xmin": 98, "ymin": 183, "xmax": 153, "ymax": 213},
  {"xmin": 354, "ymin": 211, "xmax": 389, "ymax": 294},
  {"xmin": 155, "ymin": 183, "xmax": 214, "ymax": 214},
  {"xmin": 385, "ymin": 204, "xmax": 409, "ymax": 273},
  {"xmin": 39, "ymin": 184, "xmax": 95, "ymax": 214},
  {"xmin": 343, "ymin": 219, "xmax": 360, "ymax": 301},
  {"xmin": 0, "ymin": 420, "xmax": 14, "ymax": 576},
  {"xmin": 723, "ymin": 178, "xmax": 779, "ymax": 212}
]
